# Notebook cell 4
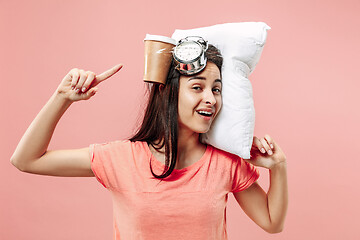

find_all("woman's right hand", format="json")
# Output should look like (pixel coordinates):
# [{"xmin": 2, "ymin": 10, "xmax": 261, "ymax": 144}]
[{"xmin": 56, "ymin": 64, "xmax": 123, "ymax": 102}]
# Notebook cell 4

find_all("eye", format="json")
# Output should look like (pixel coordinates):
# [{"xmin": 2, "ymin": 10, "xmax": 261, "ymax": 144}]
[
  {"xmin": 192, "ymin": 86, "xmax": 202, "ymax": 91},
  {"xmin": 213, "ymin": 88, "xmax": 222, "ymax": 94}
]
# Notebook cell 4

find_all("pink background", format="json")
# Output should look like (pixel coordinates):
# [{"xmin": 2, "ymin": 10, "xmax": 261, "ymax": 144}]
[{"xmin": 1, "ymin": 0, "xmax": 359, "ymax": 239}]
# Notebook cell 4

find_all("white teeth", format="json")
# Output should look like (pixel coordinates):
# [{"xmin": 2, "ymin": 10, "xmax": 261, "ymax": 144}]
[{"xmin": 197, "ymin": 111, "xmax": 212, "ymax": 116}]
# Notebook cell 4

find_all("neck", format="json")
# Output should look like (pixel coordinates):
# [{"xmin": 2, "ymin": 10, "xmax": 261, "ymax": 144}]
[
  {"xmin": 149, "ymin": 127, "xmax": 206, "ymax": 168},
  {"xmin": 177, "ymin": 126, "xmax": 205, "ymax": 160}
]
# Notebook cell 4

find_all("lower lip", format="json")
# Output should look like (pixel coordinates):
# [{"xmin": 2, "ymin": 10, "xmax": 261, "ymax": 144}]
[{"xmin": 197, "ymin": 112, "xmax": 212, "ymax": 121}]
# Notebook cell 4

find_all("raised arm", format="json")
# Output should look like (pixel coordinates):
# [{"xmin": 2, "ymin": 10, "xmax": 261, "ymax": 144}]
[
  {"xmin": 10, "ymin": 64, "xmax": 122, "ymax": 177},
  {"xmin": 233, "ymin": 135, "xmax": 288, "ymax": 233}
]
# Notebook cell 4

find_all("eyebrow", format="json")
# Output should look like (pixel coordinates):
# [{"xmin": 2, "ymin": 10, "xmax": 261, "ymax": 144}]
[{"xmin": 188, "ymin": 76, "xmax": 222, "ymax": 83}]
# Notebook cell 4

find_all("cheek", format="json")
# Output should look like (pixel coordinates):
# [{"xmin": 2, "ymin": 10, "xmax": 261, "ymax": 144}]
[
  {"xmin": 217, "ymin": 95, "xmax": 222, "ymax": 106},
  {"xmin": 215, "ymin": 96, "xmax": 222, "ymax": 113},
  {"xmin": 178, "ymin": 92, "xmax": 192, "ymax": 116},
  {"xmin": 179, "ymin": 90, "xmax": 197, "ymax": 107}
]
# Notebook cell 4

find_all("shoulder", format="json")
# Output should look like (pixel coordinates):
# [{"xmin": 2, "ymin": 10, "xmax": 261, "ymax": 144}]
[
  {"xmin": 210, "ymin": 145, "xmax": 243, "ymax": 165},
  {"xmin": 91, "ymin": 140, "xmax": 147, "ymax": 153},
  {"xmin": 211, "ymin": 145, "xmax": 240, "ymax": 159},
  {"xmin": 93, "ymin": 139, "xmax": 145, "ymax": 147},
  {"xmin": 90, "ymin": 140, "xmax": 150, "ymax": 163}
]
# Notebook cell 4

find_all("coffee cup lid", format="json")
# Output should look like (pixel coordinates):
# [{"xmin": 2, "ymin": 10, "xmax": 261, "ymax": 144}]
[{"xmin": 144, "ymin": 34, "xmax": 177, "ymax": 45}]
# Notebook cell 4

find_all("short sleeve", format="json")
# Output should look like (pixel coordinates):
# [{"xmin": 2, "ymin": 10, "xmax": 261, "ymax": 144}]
[
  {"xmin": 89, "ymin": 142, "xmax": 112, "ymax": 189},
  {"xmin": 231, "ymin": 157, "xmax": 260, "ymax": 193}
]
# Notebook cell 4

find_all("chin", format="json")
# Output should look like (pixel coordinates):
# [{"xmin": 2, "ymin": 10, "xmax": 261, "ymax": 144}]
[
  {"xmin": 179, "ymin": 120, "xmax": 212, "ymax": 134},
  {"xmin": 194, "ymin": 126, "xmax": 211, "ymax": 134}
]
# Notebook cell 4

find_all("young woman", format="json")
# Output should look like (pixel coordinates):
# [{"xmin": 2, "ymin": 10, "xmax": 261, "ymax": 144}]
[{"xmin": 11, "ymin": 44, "xmax": 288, "ymax": 239}]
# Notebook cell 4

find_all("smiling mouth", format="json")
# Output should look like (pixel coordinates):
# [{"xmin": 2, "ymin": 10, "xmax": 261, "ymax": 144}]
[{"xmin": 197, "ymin": 110, "xmax": 213, "ymax": 116}]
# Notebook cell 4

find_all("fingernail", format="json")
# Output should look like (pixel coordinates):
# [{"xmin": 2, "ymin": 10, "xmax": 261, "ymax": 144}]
[
  {"xmin": 82, "ymin": 87, "xmax": 86, "ymax": 92},
  {"xmin": 270, "ymin": 144, "xmax": 274, "ymax": 149},
  {"xmin": 268, "ymin": 150, "xmax": 273, "ymax": 155},
  {"xmin": 75, "ymin": 88, "xmax": 80, "ymax": 93},
  {"xmin": 261, "ymin": 148, "xmax": 266, "ymax": 153}
]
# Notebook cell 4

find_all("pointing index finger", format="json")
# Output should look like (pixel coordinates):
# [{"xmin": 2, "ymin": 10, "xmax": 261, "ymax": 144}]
[{"xmin": 95, "ymin": 64, "xmax": 123, "ymax": 83}]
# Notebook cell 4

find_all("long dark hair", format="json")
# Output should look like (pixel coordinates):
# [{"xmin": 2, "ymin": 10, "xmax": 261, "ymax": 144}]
[{"xmin": 130, "ymin": 44, "xmax": 223, "ymax": 179}]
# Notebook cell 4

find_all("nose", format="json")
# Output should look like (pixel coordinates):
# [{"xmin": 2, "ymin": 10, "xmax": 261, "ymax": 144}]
[{"xmin": 204, "ymin": 89, "xmax": 216, "ymax": 105}]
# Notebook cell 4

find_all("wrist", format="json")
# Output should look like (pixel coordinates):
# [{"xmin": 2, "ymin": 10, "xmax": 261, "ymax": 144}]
[
  {"xmin": 269, "ymin": 160, "xmax": 287, "ymax": 171},
  {"xmin": 52, "ymin": 91, "xmax": 73, "ymax": 107}
]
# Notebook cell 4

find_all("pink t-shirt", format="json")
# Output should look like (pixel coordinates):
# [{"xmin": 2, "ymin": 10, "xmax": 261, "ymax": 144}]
[{"xmin": 89, "ymin": 140, "xmax": 259, "ymax": 240}]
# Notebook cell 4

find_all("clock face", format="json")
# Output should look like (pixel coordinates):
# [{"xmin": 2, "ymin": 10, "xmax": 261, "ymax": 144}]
[{"xmin": 174, "ymin": 41, "xmax": 202, "ymax": 62}]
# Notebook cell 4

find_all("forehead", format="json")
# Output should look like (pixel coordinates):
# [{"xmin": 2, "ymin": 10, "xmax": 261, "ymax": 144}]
[{"xmin": 179, "ymin": 62, "xmax": 221, "ymax": 83}]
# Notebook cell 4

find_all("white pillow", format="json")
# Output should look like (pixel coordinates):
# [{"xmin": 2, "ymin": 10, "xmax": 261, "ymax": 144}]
[{"xmin": 171, "ymin": 22, "xmax": 271, "ymax": 159}]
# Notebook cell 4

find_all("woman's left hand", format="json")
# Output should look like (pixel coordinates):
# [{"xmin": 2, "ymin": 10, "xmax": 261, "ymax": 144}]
[{"xmin": 244, "ymin": 134, "xmax": 287, "ymax": 170}]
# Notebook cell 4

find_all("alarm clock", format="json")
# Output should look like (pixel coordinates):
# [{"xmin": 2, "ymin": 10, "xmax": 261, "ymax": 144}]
[{"xmin": 173, "ymin": 36, "xmax": 208, "ymax": 75}]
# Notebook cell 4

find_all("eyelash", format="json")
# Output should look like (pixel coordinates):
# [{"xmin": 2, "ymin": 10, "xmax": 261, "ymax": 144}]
[
  {"xmin": 192, "ymin": 86, "xmax": 222, "ymax": 93},
  {"xmin": 213, "ymin": 88, "xmax": 221, "ymax": 93}
]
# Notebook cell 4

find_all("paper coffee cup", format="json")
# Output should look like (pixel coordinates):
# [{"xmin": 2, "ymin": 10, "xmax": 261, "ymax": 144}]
[{"xmin": 144, "ymin": 34, "xmax": 177, "ymax": 84}]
